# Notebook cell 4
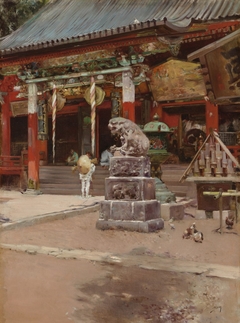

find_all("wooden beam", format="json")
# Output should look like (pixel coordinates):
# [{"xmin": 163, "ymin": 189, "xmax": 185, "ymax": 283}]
[
  {"xmin": 179, "ymin": 133, "xmax": 211, "ymax": 182},
  {"xmin": 213, "ymin": 131, "xmax": 240, "ymax": 167},
  {"xmin": 188, "ymin": 28, "xmax": 240, "ymax": 61},
  {"xmin": 26, "ymin": 66, "xmax": 133, "ymax": 84}
]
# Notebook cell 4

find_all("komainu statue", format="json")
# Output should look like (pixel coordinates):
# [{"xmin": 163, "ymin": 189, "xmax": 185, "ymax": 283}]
[{"xmin": 108, "ymin": 117, "xmax": 149, "ymax": 157}]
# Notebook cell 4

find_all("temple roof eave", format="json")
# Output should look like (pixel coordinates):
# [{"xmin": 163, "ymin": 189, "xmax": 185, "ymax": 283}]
[
  {"xmin": 0, "ymin": 19, "xmax": 189, "ymax": 56},
  {"xmin": 1, "ymin": 0, "xmax": 240, "ymax": 56}
]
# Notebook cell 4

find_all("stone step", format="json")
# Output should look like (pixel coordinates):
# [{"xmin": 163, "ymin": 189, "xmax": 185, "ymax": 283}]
[
  {"xmin": 38, "ymin": 164, "xmax": 193, "ymax": 197},
  {"xmin": 161, "ymin": 180, "xmax": 189, "ymax": 189},
  {"xmin": 162, "ymin": 179, "xmax": 187, "ymax": 185},
  {"xmin": 165, "ymin": 184, "xmax": 188, "ymax": 191},
  {"xmin": 160, "ymin": 163, "xmax": 191, "ymax": 198},
  {"xmin": 39, "ymin": 165, "xmax": 108, "ymax": 196}
]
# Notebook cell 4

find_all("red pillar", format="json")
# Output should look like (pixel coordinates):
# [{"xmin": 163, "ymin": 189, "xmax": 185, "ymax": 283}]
[
  {"xmin": 205, "ymin": 101, "xmax": 218, "ymax": 135},
  {"xmin": 38, "ymin": 140, "xmax": 48, "ymax": 165},
  {"xmin": 27, "ymin": 84, "xmax": 40, "ymax": 191},
  {"xmin": 1, "ymin": 94, "xmax": 11, "ymax": 155},
  {"xmin": 122, "ymin": 102, "xmax": 135, "ymax": 122},
  {"xmin": 122, "ymin": 71, "xmax": 135, "ymax": 122},
  {"xmin": 28, "ymin": 113, "xmax": 39, "ymax": 189}
]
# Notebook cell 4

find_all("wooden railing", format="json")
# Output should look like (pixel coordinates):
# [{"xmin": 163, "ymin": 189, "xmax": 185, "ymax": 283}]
[{"xmin": 0, "ymin": 155, "xmax": 25, "ymax": 189}]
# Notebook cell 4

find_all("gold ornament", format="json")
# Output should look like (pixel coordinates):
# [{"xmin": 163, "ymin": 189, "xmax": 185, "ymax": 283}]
[{"xmin": 84, "ymin": 86, "xmax": 105, "ymax": 106}]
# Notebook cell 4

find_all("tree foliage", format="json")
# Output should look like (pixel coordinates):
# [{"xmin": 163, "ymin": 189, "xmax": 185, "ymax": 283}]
[{"xmin": 0, "ymin": 0, "xmax": 48, "ymax": 38}]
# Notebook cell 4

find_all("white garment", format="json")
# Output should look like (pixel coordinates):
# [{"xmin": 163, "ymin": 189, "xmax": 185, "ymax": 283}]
[
  {"xmin": 79, "ymin": 164, "xmax": 95, "ymax": 197},
  {"xmin": 100, "ymin": 149, "xmax": 113, "ymax": 166}
]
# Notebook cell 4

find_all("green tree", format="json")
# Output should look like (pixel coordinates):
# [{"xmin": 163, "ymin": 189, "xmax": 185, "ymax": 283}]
[{"xmin": 0, "ymin": 0, "xmax": 48, "ymax": 37}]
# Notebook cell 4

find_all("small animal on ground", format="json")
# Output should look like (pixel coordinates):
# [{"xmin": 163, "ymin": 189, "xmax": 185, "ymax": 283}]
[
  {"xmin": 225, "ymin": 215, "xmax": 234, "ymax": 229},
  {"xmin": 192, "ymin": 231, "xmax": 204, "ymax": 243},
  {"xmin": 182, "ymin": 226, "xmax": 193, "ymax": 239},
  {"xmin": 182, "ymin": 222, "xmax": 203, "ymax": 243},
  {"xmin": 182, "ymin": 222, "xmax": 196, "ymax": 239},
  {"xmin": 168, "ymin": 218, "xmax": 175, "ymax": 230},
  {"xmin": 168, "ymin": 223, "xmax": 175, "ymax": 230}
]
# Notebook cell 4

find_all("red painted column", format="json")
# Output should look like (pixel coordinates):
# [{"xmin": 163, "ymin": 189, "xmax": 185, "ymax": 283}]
[
  {"xmin": 1, "ymin": 93, "xmax": 11, "ymax": 155},
  {"xmin": 122, "ymin": 102, "xmax": 135, "ymax": 121},
  {"xmin": 205, "ymin": 101, "xmax": 218, "ymax": 135},
  {"xmin": 27, "ymin": 84, "xmax": 39, "ymax": 191},
  {"xmin": 38, "ymin": 140, "xmax": 48, "ymax": 165},
  {"xmin": 122, "ymin": 71, "xmax": 135, "ymax": 122}
]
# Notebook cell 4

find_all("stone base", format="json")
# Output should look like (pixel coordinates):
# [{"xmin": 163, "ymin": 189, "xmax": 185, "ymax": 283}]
[
  {"xmin": 100, "ymin": 199, "xmax": 160, "ymax": 221},
  {"xmin": 97, "ymin": 155, "xmax": 164, "ymax": 233},
  {"xmin": 98, "ymin": 199, "xmax": 163, "ymax": 232},
  {"xmin": 96, "ymin": 218, "xmax": 164, "ymax": 233},
  {"xmin": 161, "ymin": 202, "xmax": 184, "ymax": 221},
  {"xmin": 23, "ymin": 189, "xmax": 43, "ymax": 195}
]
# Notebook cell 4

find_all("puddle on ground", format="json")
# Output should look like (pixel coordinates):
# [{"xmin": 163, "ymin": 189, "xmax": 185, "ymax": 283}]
[{"xmin": 72, "ymin": 264, "xmax": 235, "ymax": 323}]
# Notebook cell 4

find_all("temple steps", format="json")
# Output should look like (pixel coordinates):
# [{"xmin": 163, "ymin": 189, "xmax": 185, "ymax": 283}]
[
  {"xmin": 39, "ymin": 163, "xmax": 192, "ymax": 198},
  {"xmin": 39, "ymin": 165, "xmax": 109, "ymax": 196},
  {"xmin": 161, "ymin": 164, "xmax": 191, "ymax": 198}
]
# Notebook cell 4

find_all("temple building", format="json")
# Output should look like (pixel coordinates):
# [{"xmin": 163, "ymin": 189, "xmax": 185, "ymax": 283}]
[{"xmin": 0, "ymin": 0, "xmax": 240, "ymax": 191}]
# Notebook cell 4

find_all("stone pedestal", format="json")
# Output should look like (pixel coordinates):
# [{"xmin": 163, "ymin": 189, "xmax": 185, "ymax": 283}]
[{"xmin": 96, "ymin": 156, "xmax": 164, "ymax": 232}]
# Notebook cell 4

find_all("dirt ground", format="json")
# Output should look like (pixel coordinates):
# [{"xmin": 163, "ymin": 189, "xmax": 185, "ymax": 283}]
[{"xmin": 0, "ymin": 208, "xmax": 239, "ymax": 323}]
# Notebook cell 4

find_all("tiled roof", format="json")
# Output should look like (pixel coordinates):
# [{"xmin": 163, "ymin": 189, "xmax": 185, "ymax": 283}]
[{"xmin": 0, "ymin": 0, "xmax": 240, "ymax": 54}]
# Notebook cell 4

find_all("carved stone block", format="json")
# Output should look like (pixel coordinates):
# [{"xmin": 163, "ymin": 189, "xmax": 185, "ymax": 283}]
[
  {"xmin": 105, "ymin": 177, "xmax": 156, "ymax": 201},
  {"xmin": 97, "ymin": 132, "xmax": 164, "ymax": 232},
  {"xmin": 110, "ymin": 156, "xmax": 150, "ymax": 177}
]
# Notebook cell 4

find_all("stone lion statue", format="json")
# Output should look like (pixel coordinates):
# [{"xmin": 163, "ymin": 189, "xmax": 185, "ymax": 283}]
[{"xmin": 108, "ymin": 117, "xmax": 149, "ymax": 157}]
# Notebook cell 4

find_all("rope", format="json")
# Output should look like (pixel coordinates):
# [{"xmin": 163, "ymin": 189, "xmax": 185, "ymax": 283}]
[
  {"xmin": 52, "ymin": 84, "xmax": 57, "ymax": 164},
  {"xmin": 90, "ymin": 76, "xmax": 96, "ymax": 156}
]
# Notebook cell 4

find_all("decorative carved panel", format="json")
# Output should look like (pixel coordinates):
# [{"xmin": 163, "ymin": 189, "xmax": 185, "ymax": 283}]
[
  {"xmin": 206, "ymin": 36, "xmax": 240, "ymax": 99},
  {"xmin": 149, "ymin": 59, "xmax": 206, "ymax": 101},
  {"xmin": 10, "ymin": 101, "xmax": 28, "ymax": 116}
]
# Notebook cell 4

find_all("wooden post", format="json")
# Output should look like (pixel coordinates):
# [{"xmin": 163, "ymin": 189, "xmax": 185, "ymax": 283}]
[
  {"xmin": 96, "ymin": 108, "xmax": 100, "ymax": 158},
  {"xmin": 27, "ymin": 83, "xmax": 40, "ymax": 192},
  {"xmin": 90, "ymin": 76, "xmax": 96, "ymax": 156},
  {"xmin": 1, "ymin": 93, "xmax": 11, "ymax": 155},
  {"xmin": 236, "ymin": 183, "xmax": 240, "ymax": 223},
  {"xmin": 179, "ymin": 133, "xmax": 211, "ymax": 182},
  {"xmin": 218, "ymin": 190, "xmax": 223, "ymax": 234},
  {"xmin": 213, "ymin": 131, "xmax": 240, "ymax": 167},
  {"xmin": 206, "ymin": 101, "xmax": 218, "ymax": 135},
  {"xmin": 179, "ymin": 130, "xmax": 240, "ymax": 182}
]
